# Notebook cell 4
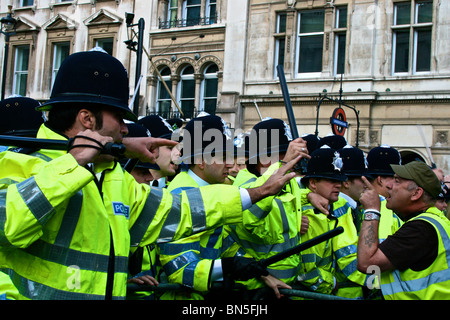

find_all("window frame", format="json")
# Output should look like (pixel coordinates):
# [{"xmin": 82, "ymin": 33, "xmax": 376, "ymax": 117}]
[
  {"xmin": 274, "ymin": 12, "xmax": 287, "ymax": 79},
  {"xmin": 200, "ymin": 63, "xmax": 218, "ymax": 114},
  {"xmin": 177, "ymin": 64, "xmax": 196, "ymax": 118},
  {"xmin": 51, "ymin": 41, "xmax": 70, "ymax": 89},
  {"xmin": 156, "ymin": 66, "xmax": 173, "ymax": 118},
  {"xmin": 182, "ymin": 0, "xmax": 202, "ymax": 27},
  {"xmin": 12, "ymin": 44, "xmax": 30, "ymax": 96},
  {"xmin": 295, "ymin": 9, "xmax": 325, "ymax": 78},
  {"xmin": 391, "ymin": 0, "xmax": 433, "ymax": 75},
  {"xmin": 333, "ymin": 6, "xmax": 347, "ymax": 76}
]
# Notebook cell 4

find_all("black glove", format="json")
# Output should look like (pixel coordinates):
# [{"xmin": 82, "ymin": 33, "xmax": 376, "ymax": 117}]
[{"xmin": 221, "ymin": 257, "xmax": 269, "ymax": 281}]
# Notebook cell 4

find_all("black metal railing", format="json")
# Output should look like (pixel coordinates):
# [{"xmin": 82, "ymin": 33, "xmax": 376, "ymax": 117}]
[{"xmin": 159, "ymin": 15, "xmax": 217, "ymax": 29}]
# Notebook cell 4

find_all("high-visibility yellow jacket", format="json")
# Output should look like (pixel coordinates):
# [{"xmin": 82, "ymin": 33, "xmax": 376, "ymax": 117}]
[
  {"xmin": 0, "ymin": 271, "xmax": 19, "ymax": 300},
  {"xmin": 380, "ymin": 208, "xmax": 450, "ymax": 300},
  {"xmin": 378, "ymin": 196, "xmax": 403, "ymax": 243},
  {"xmin": 299, "ymin": 195, "xmax": 367, "ymax": 297},
  {"xmin": 158, "ymin": 171, "xmax": 233, "ymax": 300},
  {"xmin": 228, "ymin": 162, "xmax": 303, "ymax": 290},
  {"xmin": 330, "ymin": 198, "xmax": 369, "ymax": 299},
  {"xmin": 0, "ymin": 125, "xmax": 245, "ymax": 300}
]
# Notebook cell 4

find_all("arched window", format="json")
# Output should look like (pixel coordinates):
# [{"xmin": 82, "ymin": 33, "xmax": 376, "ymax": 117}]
[
  {"xmin": 200, "ymin": 63, "xmax": 218, "ymax": 115},
  {"xmin": 156, "ymin": 66, "xmax": 172, "ymax": 118},
  {"xmin": 177, "ymin": 65, "xmax": 195, "ymax": 118}
]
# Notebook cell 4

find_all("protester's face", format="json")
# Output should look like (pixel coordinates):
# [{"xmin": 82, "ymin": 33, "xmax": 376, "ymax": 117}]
[
  {"xmin": 97, "ymin": 109, "xmax": 128, "ymax": 143},
  {"xmin": 385, "ymin": 175, "xmax": 416, "ymax": 214}
]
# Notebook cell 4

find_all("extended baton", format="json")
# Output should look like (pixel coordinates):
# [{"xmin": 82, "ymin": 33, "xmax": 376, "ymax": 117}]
[
  {"xmin": 260, "ymin": 226, "xmax": 344, "ymax": 267},
  {"xmin": 0, "ymin": 135, "xmax": 126, "ymax": 157},
  {"xmin": 276, "ymin": 64, "xmax": 308, "ymax": 173}
]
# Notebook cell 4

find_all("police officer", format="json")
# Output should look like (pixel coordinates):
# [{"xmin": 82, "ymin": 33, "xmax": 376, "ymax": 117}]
[
  {"xmin": 227, "ymin": 118, "xmax": 311, "ymax": 298},
  {"xmin": 335, "ymin": 145, "xmax": 372, "ymax": 298},
  {"xmin": 366, "ymin": 145, "xmax": 403, "ymax": 242},
  {"xmin": 138, "ymin": 115, "xmax": 181, "ymax": 188},
  {"xmin": 0, "ymin": 96, "xmax": 45, "ymax": 153},
  {"xmin": 0, "ymin": 50, "xmax": 297, "ymax": 300},
  {"xmin": 298, "ymin": 146, "xmax": 348, "ymax": 295},
  {"xmin": 157, "ymin": 114, "xmax": 288, "ymax": 300},
  {"xmin": 0, "ymin": 96, "xmax": 44, "ymax": 137},
  {"xmin": 120, "ymin": 123, "xmax": 157, "ymax": 185}
]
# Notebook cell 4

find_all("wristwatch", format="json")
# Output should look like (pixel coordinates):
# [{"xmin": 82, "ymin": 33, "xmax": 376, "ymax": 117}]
[{"xmin": 364, "ymin": 210, "xmax": 381, "ymax": 221}]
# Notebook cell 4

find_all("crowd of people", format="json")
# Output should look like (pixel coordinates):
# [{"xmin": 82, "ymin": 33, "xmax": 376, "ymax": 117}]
[{"xmin": 0, "ymin": 49, "xmax": 449, "ymax": 301}]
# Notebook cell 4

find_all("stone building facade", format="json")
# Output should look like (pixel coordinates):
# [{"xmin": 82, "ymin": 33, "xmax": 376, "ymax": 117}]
[{"xmin": 0, "ymin": 0, "xmax": 449, "ymax": 171}]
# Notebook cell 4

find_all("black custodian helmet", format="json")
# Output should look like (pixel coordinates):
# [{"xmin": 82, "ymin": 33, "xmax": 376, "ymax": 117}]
[
  {"xmin": 0, "ymin": 96, "xmax": 44, "ymax": 137},
  {"xmin": 38, "ymin": 50, "xmax": 137, "ymax": 122}
]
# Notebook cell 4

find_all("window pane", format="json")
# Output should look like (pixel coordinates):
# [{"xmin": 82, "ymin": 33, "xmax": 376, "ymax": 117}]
[
  {"xmin": 204, "ymin": 99, "xmax": 217, "ymax": 115},
  {"xmin": 16, "ymin": 47, "xmax": 30, "ymax": 71},
  {"xmin": 204, "ymin": 78, "xmax": 218, "ymax": 98},
  {"xmin": 14, "ymin": 46, "xmax": 30, "ymax": 96},
  {"xmin": 96, "ymin": 38, "xmax": 113, "ymax": 55},
  {"xmin": 395, "ymin": 3, "xmax": 411, "ymax": 25},
  {"xmin": 160, "ymin": 66, "xmax": 171, "ymax": 76},
  {"xmin": 336, "ymin": 34, "xmax": 346, "ymax": 74},
  {"xmin": 187, "ymin": 7, "xmax": 200, "ymax": 24},
  {"xmin": 159, "ymin": 80, "xmax": 172, "ymax": 99},
  {"xmin": 159, "ymin": 101, "xmax": 171, "ymax": 117},
  {"xmin": 298, "ymin": 35, "xmax": 323, "ymax": 73},
  {"xmin": 181, "ymin": 79, "xmax": 195, "ymax": 98},
  {"xmin": 181, "ymin": 100, "xmax": 195, "ymax": 118},
  {"xmin": 415, "ymin": 29, "xmax": 431, "ymax": 72},
  {"xmin": 182, "ymin": 65, "xmax": 194, "ymax": 75},
  {"xmin": 16, "ymin": 74, "xmax": 28, "ymax": 96},
  {"xmin": 207, "ymin": 0, "xmax": 217, "ymax": 24},
  {"xmin": 187, "ymin": 0, "xmax": 201, "ymax": 5},
  {"xmin": 277, "ymin": 13, "xmax": 287, "ymax": 33},
  {"xmin": 417, "ymin": 1, "xmax": 433, "ymax": 23},
  {"xmin": 300, "ymin": 11, "xmax": 324, "ymax": 33},
  {"xmin": 205, "ymin": 64, "xmax": 218, "ymax": 74},
  {"xmin": 20, "ymin": 0, "xmax": 34, "ymax": 6},
  {"xmin": 54, "ymin": 42, "xmax": 70, "ymax": 66},
  {"xmin": 276, "ymin": 38, "xmax": 285, "ymax": 68},
  {"xmin": 394, "ymin": 31, "xmax": 410, "ymax": 73},
  {"xmin": 337, "ymin": 7, "xmax": 347, "ymax": 28}
]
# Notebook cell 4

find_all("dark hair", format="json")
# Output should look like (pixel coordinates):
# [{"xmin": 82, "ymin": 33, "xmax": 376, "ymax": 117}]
[{"xmin": 46, "ymin": 102, "xmax": 104, "ymax": 133}]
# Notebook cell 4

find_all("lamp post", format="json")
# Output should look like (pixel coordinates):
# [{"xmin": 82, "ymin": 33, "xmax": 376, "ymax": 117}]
[
  {"xmin": 124, "ymin": 12, "xmax": 144, "ymax": 116},
  {"xmin": 1, "ymin": 5, "xmax": 17, "ymax": 100}
]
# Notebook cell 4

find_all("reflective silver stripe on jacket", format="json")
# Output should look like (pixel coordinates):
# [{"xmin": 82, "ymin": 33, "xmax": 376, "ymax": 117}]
[{"xmin": 17, "ymin": 177, "xmax": 55, "ymax": 225}]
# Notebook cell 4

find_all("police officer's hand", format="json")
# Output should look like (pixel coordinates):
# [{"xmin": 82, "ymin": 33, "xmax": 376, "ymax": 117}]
[
  {"xmin": 307, "ymin": 192, "xmax": 330, "ymax": 215},
  {"xmin": 69, "ymin": 129, "xmax": 113, "ymax": 167},
  {"xmin": 222, "ymin": 257, "xmax": 269, "ymax": 281},
  {"xmin": 283, "ymin": 137, "xmax": 310, "ymax": 163},
  {"xmin": 122, "ymin": 137, "xmax": 178, "ymax": 164},
  {"xmin": 127, "ymin": 275, "xmax": 159, "ymax": 287},
  {"xmin": 260, "ymin": 274, "xmax": 292, "ymax": 299},
  {"xmin": 247, "ymin": 156, "xmax": 299, "ymax": 203}
]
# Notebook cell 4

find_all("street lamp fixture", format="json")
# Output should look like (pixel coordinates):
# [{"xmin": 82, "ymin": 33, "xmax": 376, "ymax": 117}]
[
  {"xmin": 1, "ymin": 5, "xmax": 17, "ymax": 100},
  {"xmin": 124, "ymin": 12, "xmax": 144, "ymax": 116}
]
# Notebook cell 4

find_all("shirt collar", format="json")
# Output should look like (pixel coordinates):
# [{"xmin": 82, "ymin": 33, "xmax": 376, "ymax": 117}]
[
  {"xmin": 339, "ymin": 192, "xmax": 357, "ymax": 209},
  {"xmin": 187, "ymin": 169, "xmax": 210, "ymax": 187}
]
